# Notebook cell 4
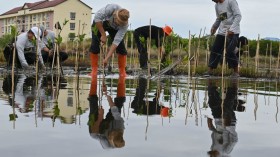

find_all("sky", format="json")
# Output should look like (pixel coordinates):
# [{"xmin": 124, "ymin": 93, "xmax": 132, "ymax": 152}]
[{"xmin": 0, "ymin": 0, "xmax": 279, "ymax": 39}]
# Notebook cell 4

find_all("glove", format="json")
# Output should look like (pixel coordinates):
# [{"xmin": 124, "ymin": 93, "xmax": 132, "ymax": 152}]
[{"xmin": 22, "ymin": 65, "xmax": 35, "ymax": 71}]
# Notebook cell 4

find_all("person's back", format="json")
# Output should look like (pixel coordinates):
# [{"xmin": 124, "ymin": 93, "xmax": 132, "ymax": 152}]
[
  {"xmin": 42, "ymin": 30, "xmax": 56, "ymax": 49},
  {"xmin": 134, "ymin": 25, "xmax": 164, "ymax": 43}
]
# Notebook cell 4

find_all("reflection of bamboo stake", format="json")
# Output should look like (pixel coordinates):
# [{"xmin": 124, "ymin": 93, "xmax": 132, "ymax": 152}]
[
  {"xmin": 276, "ymin": 81, "xmax": 278, "ymax": 123},
  {"xmin": 185, "ymin": 88, "xmax": 190, "ymax": 125},
  {"xmin": 221, "ymin": 79, "xmax": 225, "ymax": 127},
  {"xmin": 254, "ymin": 81, "xmax": 258, "ymax": 121}
]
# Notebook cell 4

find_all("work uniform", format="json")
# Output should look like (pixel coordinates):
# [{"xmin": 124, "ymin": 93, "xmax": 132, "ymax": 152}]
[
  {"xmin": 16, "ymin": 31, "xmax": 44, "ymax": 69},
  {"xmin": 90, "ymin": 4, "xmax": 128, "ymax": 55},
  {"xmin": 134, "ymin": 25, "xmax": 164, "ymax": 68},
  {"xmin": 209, "ymin": 0, "xmax": 242, "ymax": 69}
]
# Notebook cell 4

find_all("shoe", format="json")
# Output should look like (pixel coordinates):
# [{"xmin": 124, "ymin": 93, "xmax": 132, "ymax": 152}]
[
  {"xmin": 231, "ymin": 72, "xmax": 240, "ymax": 78},
  {"xmin": 203, "ymin": 71, "xmax": 213, "ymax": 77}
]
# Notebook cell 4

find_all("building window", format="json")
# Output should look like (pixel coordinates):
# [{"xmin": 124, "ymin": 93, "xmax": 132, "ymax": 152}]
[
  {"xmin": 46, "ymin": 13, "xmax": 50, "ymax": 20},
  {"xmin": 70, "ymin": 12, "xmax": 76, "ymax": 20},
  {"xmin": 33, "ymin": 14, "xmax": 36, "ymax": 21},
  {"xmin": 46, "ymin": 22, "xmax": 50, "ymax": 29},
  {"xmin": 70, "ymin": 23, "xmax": 75, "ymax": 30},
  {"xmin": 1, "ymin": 27, "xmax": 4, "ymax": 33}
]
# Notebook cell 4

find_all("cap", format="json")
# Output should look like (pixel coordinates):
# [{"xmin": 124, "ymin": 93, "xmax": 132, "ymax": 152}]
[
  {"xmin": 30, "ymin": 27, "xmax": 41, "ymax": 39},
  {"xmin": 163, "ymin": 26, "xmax": 172, "ymax": 36},
  {"xmin": 115, "ymin": 9, "xmax": 130, "ymax": 26},
  {"xmin": 39, "ymin": 25, "xmax": 46, "ymax": 36}
]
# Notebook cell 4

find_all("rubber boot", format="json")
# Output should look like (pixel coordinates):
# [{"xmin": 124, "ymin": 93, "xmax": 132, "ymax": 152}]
[
  {"xmin": 118, "ymin": 54, "xmax": 127, "ymax": 77},
  {"xmin": 90, "ymin": 53, "xmax": 98, "ymax": 76}
]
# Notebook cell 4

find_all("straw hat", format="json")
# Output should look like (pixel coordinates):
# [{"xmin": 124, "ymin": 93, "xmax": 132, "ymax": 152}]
[{"xmin": 114, "ymin": 9, "xmax": 130, "ymax": 26}]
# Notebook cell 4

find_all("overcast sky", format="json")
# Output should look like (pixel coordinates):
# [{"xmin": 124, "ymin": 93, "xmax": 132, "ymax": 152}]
[{"xmin": 0, "ymin": 0, "xmax": 279, "ymax": 39}]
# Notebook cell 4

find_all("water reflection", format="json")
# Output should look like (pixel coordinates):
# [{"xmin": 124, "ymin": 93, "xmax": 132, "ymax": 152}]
[
  {"xmin": 131, "ymin": 78, "xmax": 169, "ymax": 116},
  {"xmin": 88, "ymin": 75, "xmax": 126, "ymax": 149},
  {"xmin": 1, "ymin": 74, "xmax": 91, "ymax": 125},
  {"xmin": 1, "ymin": 74, "xmax": 280, "ymax": 156},
  {"xmin": 206, "ymin": 79, "xmax": 245, "ymax": 157}
]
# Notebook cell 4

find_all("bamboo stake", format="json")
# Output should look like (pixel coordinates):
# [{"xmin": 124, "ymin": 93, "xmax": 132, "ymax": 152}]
[
  {"xmin": 11, "ymin": 19, "xmax": 18, "ymax": 129},
  {"xmin": 188, "ymin": 31, "xmax": 191, "ymax": 79},
  {"xmin": 265, "ymin": 44, "xmax": 268, "ymax": 70},
  {"xmin": 221, "ymin": 32, "xmax": 227, "ymax": 79},
  {"xmin": 255, "ymin": 34, "xmax": 260, "ymax": 76},
  {"xmin": 276, "ymin": 41, "xmax": 280, "ymax": 78},
  {"xmin": 196, "ymin": 29, "xmax": 202, "ymax": 66},
  {"xmin": 145, "ymin": 18, "xmax": 152, "ymax": 140},
  {"xmin": 129, "ymin": 25, "xmax": 133, "ymax": 69},
  {"xmin": 206, "ymin": 36, "xmax": 210, "ymax": 66},
  {"xmin": 270, "ymin": 42, "xmax": 272, "ymax": 73}
]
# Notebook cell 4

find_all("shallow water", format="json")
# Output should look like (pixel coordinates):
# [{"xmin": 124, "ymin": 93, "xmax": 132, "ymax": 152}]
[{"xmin": 0, "ymin": 73, "xmax": 279, "ymax": 157}]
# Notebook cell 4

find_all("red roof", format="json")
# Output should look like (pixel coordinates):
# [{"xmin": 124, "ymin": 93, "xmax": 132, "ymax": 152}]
[
  {"xmin": 1, "ymin": 6, "xmax": 22, "ymax": 16},
  {"xmin": 30, "ymin": 0, "xmax": 67, "ymax": 11},
  {"xmin": 1, "ymin": 0, "xmax": 91, "ymax": 16}
]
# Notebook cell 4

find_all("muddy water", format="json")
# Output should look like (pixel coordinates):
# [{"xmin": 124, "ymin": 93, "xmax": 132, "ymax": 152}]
[{"xmin": 0, "ymin": 73, "xmax": 279, "ymax": 157}]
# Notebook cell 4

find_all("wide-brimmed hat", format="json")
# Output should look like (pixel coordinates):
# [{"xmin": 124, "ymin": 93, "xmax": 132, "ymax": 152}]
[{"xmin": 114, "ymin": 9, "xmax": 130, "ymax": 26}]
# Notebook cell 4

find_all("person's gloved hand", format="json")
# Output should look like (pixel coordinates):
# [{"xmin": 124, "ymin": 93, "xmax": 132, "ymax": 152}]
[
  {"xmin": 22, "ymin": 64, "xmax": 35, "ymax": 71},
  {"xmin": 39, "ymin": 63, "xmax": 46, "ymax": 72}
]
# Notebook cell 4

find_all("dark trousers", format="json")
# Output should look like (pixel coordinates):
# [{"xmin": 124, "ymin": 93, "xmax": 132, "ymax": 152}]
[
  {"xmin": 208, "ymin": 34, "xmax": 239, "ymax": 69},
  {"xmin": 89, "ymin": 21, "xmax": 127, "ymax": 55},
  {"xmin": 4, "ymin": 45, "xmax": 37, "ymax": 68},
  {"xmin": 41, "ymin": 50, "xmax": 68, "ymax": 64},
  {"xmin": 134, "ymin": 31, "xmax": 148, "ymax": 68}
]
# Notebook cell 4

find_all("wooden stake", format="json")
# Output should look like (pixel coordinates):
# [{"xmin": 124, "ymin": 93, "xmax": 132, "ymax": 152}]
[
  {"xmin": 270, "ymin": 42, "xmax": 272, "ymax": 73},
  {"xmin": 255, "ymin": 34, "xmax": 260, "ymax": 75},
  {"xmin": 276, "ymin": 41, "xmax": 280, "ymax": 78}
]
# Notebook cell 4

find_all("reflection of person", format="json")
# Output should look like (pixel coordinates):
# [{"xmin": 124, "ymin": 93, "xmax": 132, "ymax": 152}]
[
  {"xmin": 88, "ymin": 76, "xmax": 126, "ymax": 148},
  {"xmin": 39, "ymin": 25, "xmax": 68, "ymax": 64},
  {"xmin": 131, "ymin": 78, "xmax": 169, "ymax": 116},
  {"xmin": 134, "ymin": 25, "xmax": 172, "ymax": 69},
  {"xmin": 205, "ymin": 0, "xmax": 242, "ymax": 77},
  {"xmin": 2, "ymin": 74, "xmax": 67, "ymax": 114},
  {"xmin": 89, "ymin": 4, "xmax": 130, "ymax": 76},
  {"xmin": 2, "ymin": 74, "xmax": 43, "ymax": 113},
  {"xmin": 207, "ymin": 79, "xmax": 245, "ymax": 157}
]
